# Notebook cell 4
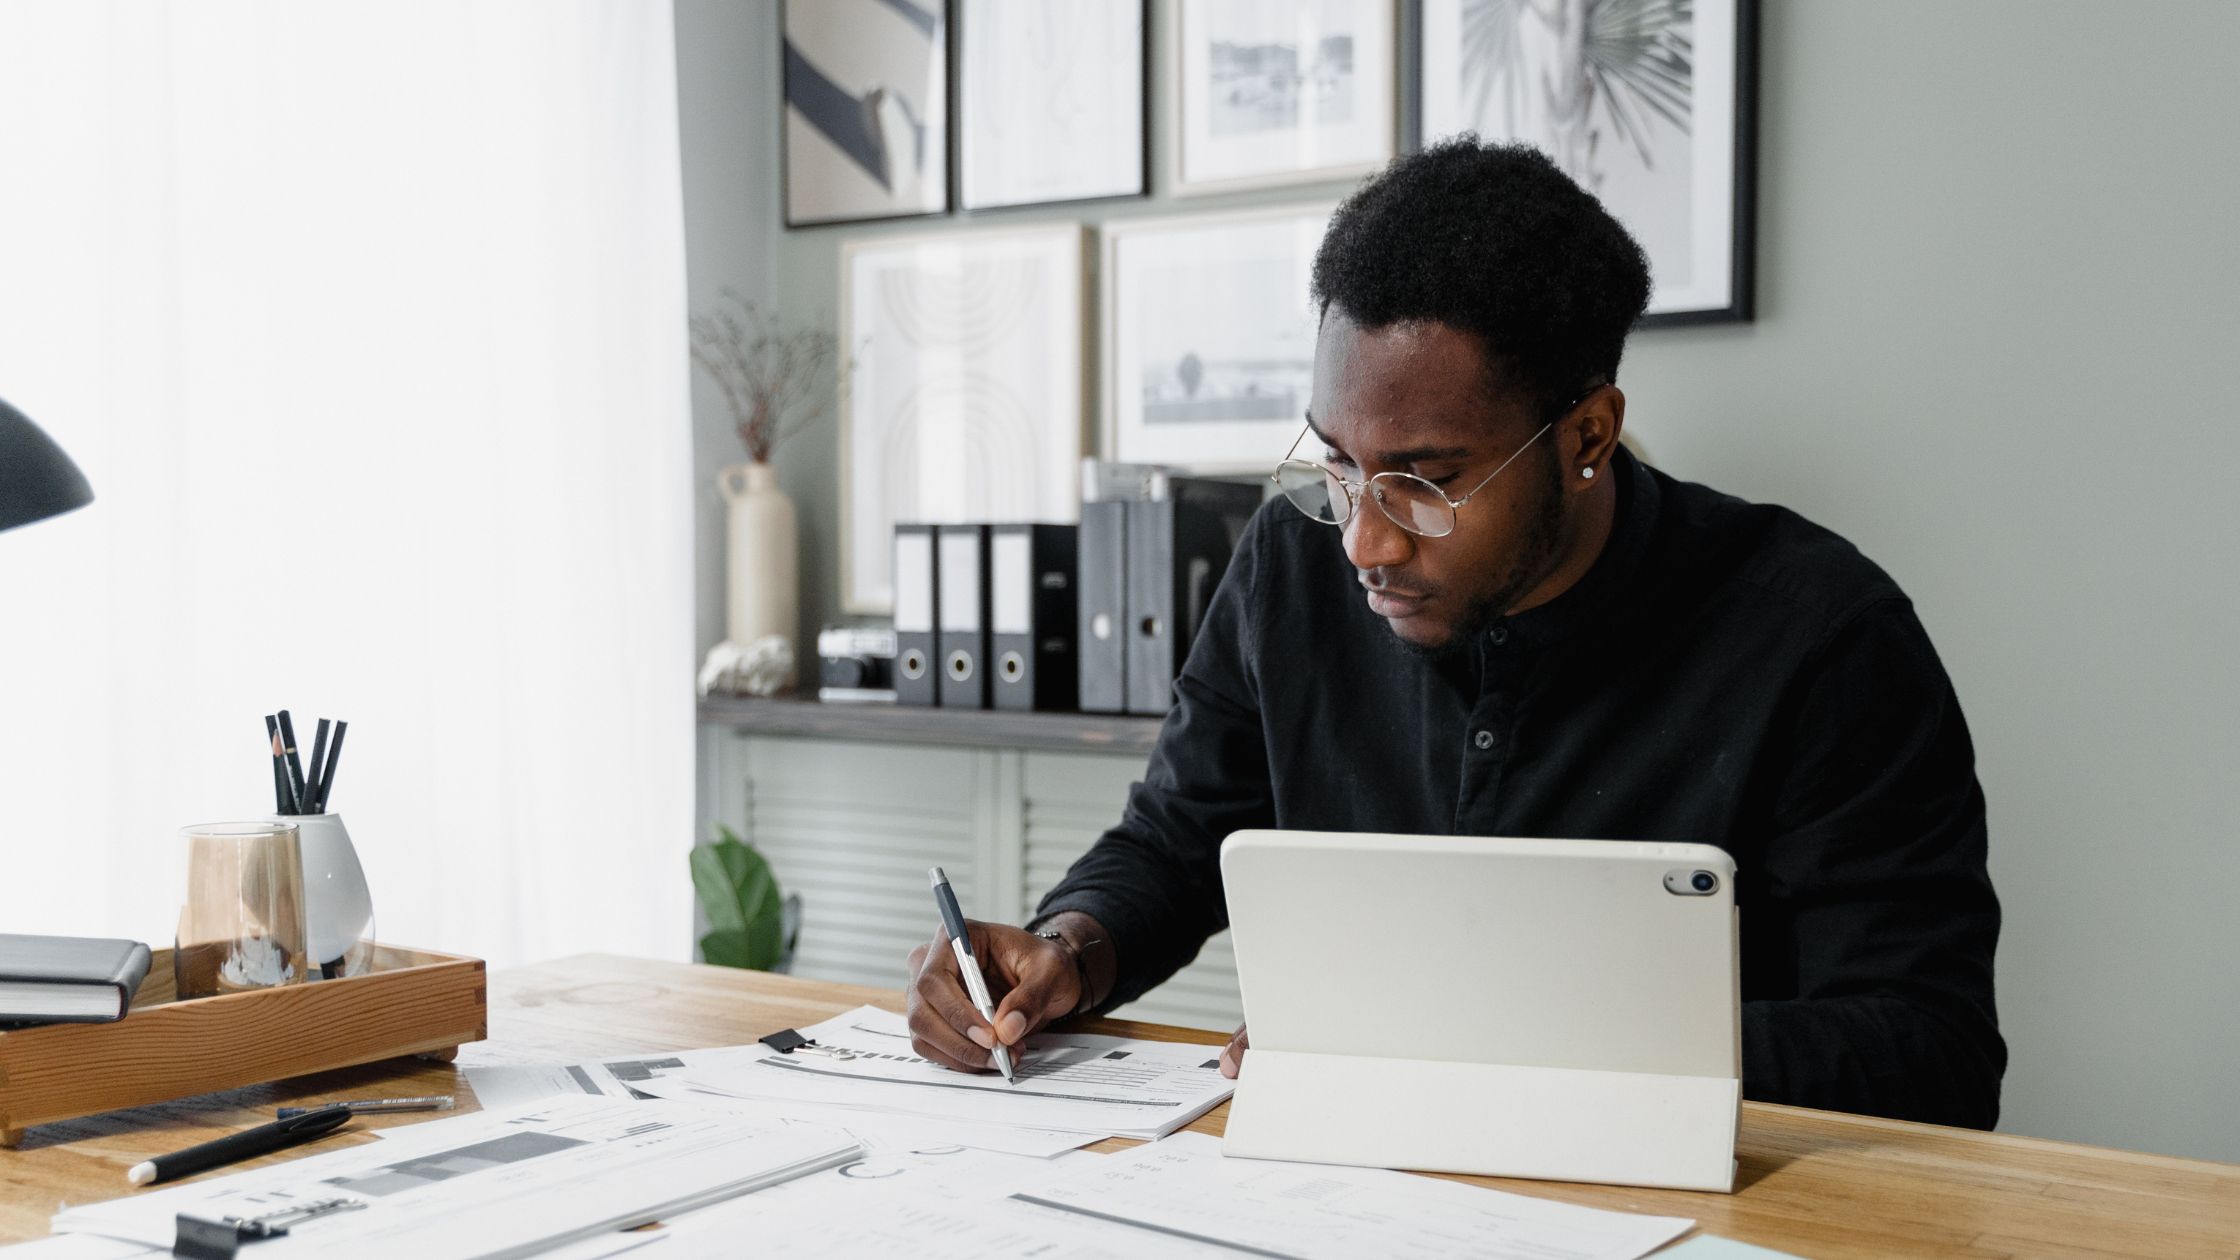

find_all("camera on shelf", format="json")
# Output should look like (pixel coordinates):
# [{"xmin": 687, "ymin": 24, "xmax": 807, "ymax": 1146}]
[{"xmin": 816, "ymin": 626, "xmax": 899, "ymax": 703}]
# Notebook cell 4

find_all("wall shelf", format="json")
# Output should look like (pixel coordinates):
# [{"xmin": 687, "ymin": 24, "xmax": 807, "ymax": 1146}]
[{"xmin": 696, "ymin": 692, "xmax": 1166, "ymax": 756}]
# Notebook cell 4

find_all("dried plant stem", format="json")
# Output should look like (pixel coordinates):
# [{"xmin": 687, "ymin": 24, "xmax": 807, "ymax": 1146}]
[{"xmin": 689, "ymin": 289, "xmax": 839, "ymax": 464}]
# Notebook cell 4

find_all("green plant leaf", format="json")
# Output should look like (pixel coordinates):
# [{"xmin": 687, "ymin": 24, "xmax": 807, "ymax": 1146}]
[{"xmin": 691, "ymin": 827, "xmax": 786, "ymax": 971}]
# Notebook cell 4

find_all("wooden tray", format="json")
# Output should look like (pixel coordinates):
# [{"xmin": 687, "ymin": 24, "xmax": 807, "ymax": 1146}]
[{"xmin": 0, "ymin": 944, "xmax": 484, "ymax": 1147}]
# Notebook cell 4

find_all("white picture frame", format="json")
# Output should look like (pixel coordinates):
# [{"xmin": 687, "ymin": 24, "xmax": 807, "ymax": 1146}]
[
  {"xmin": 1172, "ymin": 0, "xmax": 1397, "ymax": 196},
  {"xmin": 840, "ymin": 224, "xmax": 1090, "ymax": 614},
  {"xmin": 1416, "ymin": 0, "xmax": 1757, "ymax": 322},
  {"xmin": 1103, "ymin": 204, "xmax": 1335, "ymax": 472},
  {"xmin": 959, "ymin": 0, "xmax": 1146, "ymax": 211},
  {"xmin": 783, "ymin": 0, "xmax": 950, "ymax": 228}
]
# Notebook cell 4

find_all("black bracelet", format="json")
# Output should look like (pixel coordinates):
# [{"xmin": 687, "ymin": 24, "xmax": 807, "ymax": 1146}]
[{"xmin": 1033, "ymin": 928, "xmax": 1101, "ymax": 1019}]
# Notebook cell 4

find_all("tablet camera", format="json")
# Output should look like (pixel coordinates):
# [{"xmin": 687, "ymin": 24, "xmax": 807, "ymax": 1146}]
[{"xmin": 1664, "ymin": 868, "xmax": 1721, "ymax": 897}]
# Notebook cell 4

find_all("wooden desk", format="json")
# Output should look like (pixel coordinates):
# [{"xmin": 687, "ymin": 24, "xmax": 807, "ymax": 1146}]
[{"xmin": 4, "ymin": 955, "xmax": 2236, "ymax": 1258}]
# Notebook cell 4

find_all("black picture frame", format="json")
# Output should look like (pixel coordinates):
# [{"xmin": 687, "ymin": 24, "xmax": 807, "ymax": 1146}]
[
  {"xmin": 1402, "ymin": 0, "xmax": 1759, "ymax": 326},
  {"xmin": 953, "ymin": 0, "xmax": 1151, "ymax": 213},
  {"xmin": 780, "ymin": 0, "xmax": 954, "ymax": 230}
]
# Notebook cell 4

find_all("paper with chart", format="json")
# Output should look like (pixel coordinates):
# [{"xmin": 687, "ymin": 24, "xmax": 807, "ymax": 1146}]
[
  {"xmin": 1007, "ymin": 1132, "xmax": 1696, "ymax": 1260},
  {"xmin": 458, "ymin": 1036, "xmax": 1094, "ymax": 1158},
  {"xmin": 50, "ymin": 1096, "xmax": 859, "ymax": 1260},
  {"xmin": 660, "ymin": 1005, "xmax": 1234, "ymax": 1139},
  {"xmin": 457, "ymin": 1043, "xmax": 719, "ymax": 1112}
]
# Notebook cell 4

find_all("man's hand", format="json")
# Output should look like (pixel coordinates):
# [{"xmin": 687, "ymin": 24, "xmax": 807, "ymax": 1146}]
[
  {"xmin": 906, "ymin": 920, "xmax": 1082, "ymax": 1073},
  {"xmin": 1218, "ymin": 1023, "xmax": 1248, "ymax": 1079}
]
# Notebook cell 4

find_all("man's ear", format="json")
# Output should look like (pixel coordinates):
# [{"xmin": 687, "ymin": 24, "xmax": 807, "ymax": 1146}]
[{"xmin": 1565, "ymin": 386, "xmax": 1627, "ymax": 488}]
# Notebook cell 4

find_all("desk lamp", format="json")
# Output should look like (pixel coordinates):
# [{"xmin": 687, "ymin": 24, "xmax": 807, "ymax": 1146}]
[{"xmin": 0, "ymin": 396, "xmax": 93, "ymax": 531}]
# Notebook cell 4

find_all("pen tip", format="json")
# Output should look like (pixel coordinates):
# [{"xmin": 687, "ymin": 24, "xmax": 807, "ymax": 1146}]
[
  {"xmin": 928, "ymin": 866, "xmax": 946, "ymax": 886},
  {"xmin": 126, "ymin": 1162, "xmax": 154, "ymax": 1187}
]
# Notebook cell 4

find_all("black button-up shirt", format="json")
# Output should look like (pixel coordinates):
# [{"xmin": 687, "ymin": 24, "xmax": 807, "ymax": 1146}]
[{"xmin": 1037, "ymin": 447, "xmax": 2005, "ymax": 1128}]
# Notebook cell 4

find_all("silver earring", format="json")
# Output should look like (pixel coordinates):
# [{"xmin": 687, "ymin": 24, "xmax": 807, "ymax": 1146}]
[{"xmin": 1581, "ymin": 466, "xmax": 1596, "ymax": 480}]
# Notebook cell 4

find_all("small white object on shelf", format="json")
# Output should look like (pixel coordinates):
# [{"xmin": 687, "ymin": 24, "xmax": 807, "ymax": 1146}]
[{"xmin": 699, "ymin": 636, "xmax": 794, "ymax": 698}]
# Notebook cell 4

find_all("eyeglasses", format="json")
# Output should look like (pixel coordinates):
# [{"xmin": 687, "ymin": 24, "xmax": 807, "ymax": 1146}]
[{"xmin": 1271, "ymin": 419, "xmax": 1557, "ymax": 540}]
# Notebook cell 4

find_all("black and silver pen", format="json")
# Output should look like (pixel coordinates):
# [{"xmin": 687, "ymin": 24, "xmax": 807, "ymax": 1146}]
[
  {"xmin": 277, "ymin": 1095, "xmax": 453, "ymax": 1120},
  {"xmin": 127, "ymin": 1105, "xmax": 353, "ymax": 1186},
  {"xmin": 929, "ymin": 865, "xmax": 1016, "ymax": 1083}
]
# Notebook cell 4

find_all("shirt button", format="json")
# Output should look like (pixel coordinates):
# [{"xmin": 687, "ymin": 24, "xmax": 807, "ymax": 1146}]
[
  {"xmin": 1489, "ymin": 626, "xmax": 1510, "ymax": 646},
  {"xmin": 1473, "ymin": 729, "xmax": 1495, "ymax": 750}
]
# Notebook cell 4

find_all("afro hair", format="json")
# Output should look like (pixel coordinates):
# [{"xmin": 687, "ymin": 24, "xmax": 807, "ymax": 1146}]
[{"xmin": 1311, "ymin": 138, "xmax": 1653, "ymax": 417}]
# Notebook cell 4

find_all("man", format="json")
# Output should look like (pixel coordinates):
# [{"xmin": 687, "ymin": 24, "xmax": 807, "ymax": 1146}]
[{"xmin": 906, "ymin": 140, "xmax": 2005, "ymax": 1128}]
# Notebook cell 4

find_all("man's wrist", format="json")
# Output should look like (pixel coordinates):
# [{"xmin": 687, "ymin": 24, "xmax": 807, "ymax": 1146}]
[{"xmin": 1027, "ymin": 910, "xmax": 1116, "ymax": 1018}]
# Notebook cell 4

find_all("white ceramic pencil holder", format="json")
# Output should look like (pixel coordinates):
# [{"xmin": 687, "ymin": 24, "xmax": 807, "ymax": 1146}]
[{"xmin": 269, "ymin": 812, "xmax": 377, "ymax": 978}]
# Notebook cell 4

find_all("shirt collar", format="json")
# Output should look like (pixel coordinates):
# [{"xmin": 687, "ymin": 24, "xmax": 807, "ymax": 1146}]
[{"xmin": 1491, "ymin": 444, "xmax": 1659, "ymax": 652}]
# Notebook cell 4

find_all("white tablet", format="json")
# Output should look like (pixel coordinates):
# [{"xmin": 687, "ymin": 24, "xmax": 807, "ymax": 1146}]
[{"xmin": 1219, "ymin": 830, "xmax": 1741, "ymax": 1192}]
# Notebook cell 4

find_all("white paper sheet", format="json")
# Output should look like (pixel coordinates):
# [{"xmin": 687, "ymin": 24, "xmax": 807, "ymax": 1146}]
[
  {"xmin": 625, "ymin": 1076, "xmax": 1098, "ymax": 1159},
  {"xmin": 662, "ymin": 1186, "xmax": 1214, "ymax": 1259},
  {"xmin": 650, "ymin": 1150, "xmax": 1196, "ymax": 1260},
  {"xmin": 462, "ymin": 1049, "xmax": 710, "ymax": 1112},
  {"xmin": 0, "ymin": 1238, "xmax": 162, "ymax": 1259},
  {"xmin": 1007, "ymin": 1132, "xmax": 1695, "ymax": 1260},
  {"xmin": 50, "ymin": 1097, "xmax": 858, "ymax": 1260},
  {"xmin": 666, "ymin": 1006, "xmax": 1233, "ymax": 1140}
]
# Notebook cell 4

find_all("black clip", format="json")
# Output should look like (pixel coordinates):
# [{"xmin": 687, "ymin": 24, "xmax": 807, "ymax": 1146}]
[
  {"xmin": 174, "ymin": 1198, "xmax": 366, "ymax": 1258},
  {"xmin": 758, "ymin": 1028, "xmax": 854, "ymax": 1061},
  {"xmin": 174, "ymin": 1213, "xmax": 286, "ymax": 1260}
]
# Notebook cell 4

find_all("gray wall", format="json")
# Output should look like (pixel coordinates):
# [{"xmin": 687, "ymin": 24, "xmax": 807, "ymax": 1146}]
[{"xmin": 677, "ymin": 1, "xmax": 2240, "ymax": 1162}]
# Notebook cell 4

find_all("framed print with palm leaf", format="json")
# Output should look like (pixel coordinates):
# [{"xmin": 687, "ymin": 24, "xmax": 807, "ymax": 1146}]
[{"xmin": 1415, "ymin": 0, "xmax": 1758, "ymax": 323}]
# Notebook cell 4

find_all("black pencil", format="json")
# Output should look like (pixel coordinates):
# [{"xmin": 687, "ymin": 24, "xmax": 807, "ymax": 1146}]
[
  {"xmin": 314, "ymin": 720, "xmax": 348, "ymax": 812},
  {"xmin": 304, "ymin": 719, "xmax": 332, "ymax": 815},
  {"xmin": 276, "ymin": 710, "xmax": 310, "ymax": 816},
  {"xmin": 265, "ymin": 714, "xmax": 300, "ymax": 814}
]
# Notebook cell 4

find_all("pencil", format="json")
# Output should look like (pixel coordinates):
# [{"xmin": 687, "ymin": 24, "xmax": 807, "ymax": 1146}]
[
  {"xmin": 276, "ymin": 711, "xmax": 310, "ymax": 816},
  {"xmin": 304, "ymin": 718, "xmax": 331, "ymax": 815},
  {"xmin": 264, "ymin": 715, "xmax": 291, "ymax": 814},
  {"xmin": 314, "ymin": 720, "xmax": 348, "ymax": 812}
]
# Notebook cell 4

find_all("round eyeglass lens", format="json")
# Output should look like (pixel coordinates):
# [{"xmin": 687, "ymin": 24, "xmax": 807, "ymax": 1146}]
[
  {"xmin": 1370, "ymin": 474, "xmax": 1459, "ymax": 537},
  {"xmin": 1275, "ymin": 460, "xmax": 1347, "ymax": 524}
]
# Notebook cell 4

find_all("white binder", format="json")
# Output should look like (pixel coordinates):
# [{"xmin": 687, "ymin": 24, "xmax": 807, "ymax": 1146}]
[{"xmin": 1219, "ymin": 831, "xmax": 1742, "ymax": 1193}]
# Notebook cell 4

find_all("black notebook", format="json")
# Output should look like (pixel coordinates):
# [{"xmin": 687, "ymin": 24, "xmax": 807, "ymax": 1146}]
[{"xmin": 0, "ymin": 933, "xmax": 153, "ymax": 1024}]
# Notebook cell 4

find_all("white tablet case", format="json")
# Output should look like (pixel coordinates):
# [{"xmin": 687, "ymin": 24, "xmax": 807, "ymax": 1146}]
[{"xmin": 1219, "ymin": 831, "xmax": 1741, "ymax": 1192}]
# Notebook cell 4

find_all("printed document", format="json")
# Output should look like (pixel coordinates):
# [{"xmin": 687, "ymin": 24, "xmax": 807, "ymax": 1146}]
[
  {"xmin": 50, "ymin": 1097, "xmax": 858, "ymax": 1260},
  {"xmin": 462, "ymin": 1049, "xmax": 707, "ymax": 1112},
  {"xmin": 1006, "ymin": 1132, "xmax": 1695, "ymax": 1260},
  {"xmin": 663, "ymin": 1005, "xmax": 1232, "ymax": 1139},
  {"xmin": 457, "ymin": 1035, "xmax": 1096, "ymax": 1158},
  {"xmin": 626, "ymin": 1075, "xmax": 1097, "ymax": 1158}
]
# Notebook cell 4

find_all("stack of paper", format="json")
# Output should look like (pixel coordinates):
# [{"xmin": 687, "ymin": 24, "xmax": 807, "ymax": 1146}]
[
  {"xmin": 656, "ymin": 1131, "xmax": 1695, "ymax": 1260},
  {"xmin": 458, "ymin": 1036, "xmax": 1100, "ymax": 1159},
  {"xmin": 1006, "ymin": 1132, "xmax": 1696, "ymax": 1260},
  {"xmin": 49, "ymin": 1096, "xmax": 860, "ymax": 1260},
  {"xmin": 653, "ymin": 1005, "xmax": 1235, "ymax": 1142}
]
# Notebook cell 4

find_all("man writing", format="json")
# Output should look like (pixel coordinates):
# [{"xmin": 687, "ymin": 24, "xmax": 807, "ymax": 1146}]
[{"xmin": 906, "ymin": 140, "xmax": 2005, "ymax": 1128}]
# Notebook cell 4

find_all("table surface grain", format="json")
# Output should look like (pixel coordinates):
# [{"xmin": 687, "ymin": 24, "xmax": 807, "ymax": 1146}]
[{"xmin": 4, "ymin": 954, "xmax": 2236, "ymax": 1258}]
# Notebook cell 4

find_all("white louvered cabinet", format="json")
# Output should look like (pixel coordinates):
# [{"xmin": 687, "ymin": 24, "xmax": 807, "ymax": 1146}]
[
  {"xmin": 698, "ymin": 722, "xmax": 1243, "ymax": 1032},
  {"xmin": 1020, "ymin": 751, "xmax": 1243, "ymax": 1032}
]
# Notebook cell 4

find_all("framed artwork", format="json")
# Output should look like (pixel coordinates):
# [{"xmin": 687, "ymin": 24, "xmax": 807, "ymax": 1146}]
[
  {"xmin": 1173, "ymin": 0, "xmax": 1397, "ymax": 195},
  {"xmin": 1103, "ymin": 205, "xmax": 1336, "ymax": 471},
  {"xmin": 840, "ymin": 224, "xmax": 1089, "ymax": 613},
  {"xmin": 1415, "ymin": 0, "xmax": 1760, "ymax": 323},
  {"xmin": 958, "ymin": 0, "xmax": 1147, "ymax": 210},
  {"xmin": 782, "ymin": 0, "xmax": 950, "ymax": 228}
]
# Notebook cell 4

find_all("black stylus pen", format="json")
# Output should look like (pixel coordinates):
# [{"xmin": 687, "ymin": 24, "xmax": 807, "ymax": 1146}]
[{"xmin": 126, "ymin": 1106, "xmax": 352, "ymax": 1186}]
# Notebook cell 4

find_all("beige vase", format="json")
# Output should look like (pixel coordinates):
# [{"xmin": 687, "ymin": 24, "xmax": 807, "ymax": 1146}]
[{"xmin": 719, "ymin": 461, "xmax": 798, "ymax": 688}]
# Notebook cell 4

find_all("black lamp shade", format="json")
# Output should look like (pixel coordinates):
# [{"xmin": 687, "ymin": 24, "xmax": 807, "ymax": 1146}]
[{"xmin": 0, "ymin": 396, "xmax": 94, "ymax": 533}]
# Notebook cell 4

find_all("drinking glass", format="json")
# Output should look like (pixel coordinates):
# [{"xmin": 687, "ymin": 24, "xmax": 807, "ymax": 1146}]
[{"xmin": 174, "ymin": 821, "xmax": 309, "ymax": 1000}]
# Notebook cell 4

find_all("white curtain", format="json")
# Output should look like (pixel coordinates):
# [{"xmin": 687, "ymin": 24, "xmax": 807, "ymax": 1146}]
[{"xmin": 0, "ymin": 1, "xmax": 695, "ymax": 970}]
